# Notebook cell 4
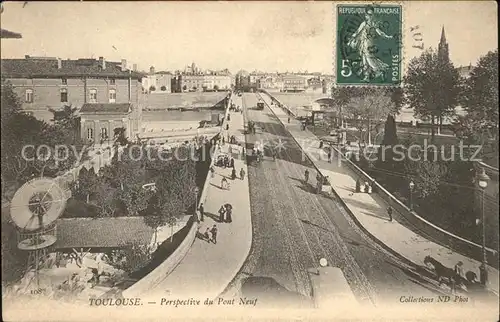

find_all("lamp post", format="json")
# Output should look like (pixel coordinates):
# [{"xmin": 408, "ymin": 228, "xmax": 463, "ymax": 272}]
[
  {"xmin": 477, "ymin": 169, "xmax": 490, "ymax": 285},
  {"xmin": 409, "ymin": 180, "xmax": 415, "ymax": 211}
]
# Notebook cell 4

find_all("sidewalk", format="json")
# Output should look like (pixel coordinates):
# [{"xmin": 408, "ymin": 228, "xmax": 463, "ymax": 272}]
[
  {"xmin": 141, "ymin": 96, "xmax": 252, "ymax": 300},
  {"xmin": 260, "ymin": 92, "xmax": 499, "ymax": 295}
]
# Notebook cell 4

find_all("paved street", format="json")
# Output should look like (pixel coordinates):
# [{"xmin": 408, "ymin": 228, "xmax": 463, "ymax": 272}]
[
  {"xmin": 130, "ymin": 96, "xmax": 252, "ymax": 300},
  {"xmin": 224, "ymin": 93, "xmax": 440, "ymax": 308},
  {"xmin": 262, "ymin": 92, "xmax": 500, "ymax": 299}
]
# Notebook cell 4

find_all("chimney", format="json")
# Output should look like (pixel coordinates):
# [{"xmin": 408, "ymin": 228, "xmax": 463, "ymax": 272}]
[
  {"xmin": 133, "ymin": 64, "xmax": 137, "ymax": 72},
  {"xmin": 99, "ymin": 56, "xmax": 106, "ymax": 70},
  {"xmin": 57, "ymin": 58, "xmax": 62, "ymax": 69},
  {"xmin": 121, "ymin": 59, "xmax": 127, "ymax": 72}
]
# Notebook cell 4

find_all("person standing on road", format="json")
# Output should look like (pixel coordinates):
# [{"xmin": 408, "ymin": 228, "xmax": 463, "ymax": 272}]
[
  {"xmin": 198, "ymin": 203, "xmax": 205, "ymax": 222},
  {"xmin": 225, "ymin": 208, "xmax": 233, "ymax": 223},
  {"xmin": 218, "ymin": 206, "xmax": 226, "ymax": 222},
  {"xmin": 387, "ymin": 206, "xmax": 393, "ymax": 222},
  {"xmin": 304, "ymin": 169, "xmax": 309, "ymax": 183},
  {"xmin": 204, "ymin": 227, "xmax": 211, "ymax": 242},
  {"xmin": 210, "ymin": 225, "xmax": 218, "ymax": 244},
  {"xmin": 221, "ymin": 177, "xmax": 228, "ymax": 190},
  {"xmin": 240, "ymin": 167, "xmax": 245, "ymax": 180},
  {"xmin": 327, "ymin": 149, "xmax": 332, "ymax": 163}
]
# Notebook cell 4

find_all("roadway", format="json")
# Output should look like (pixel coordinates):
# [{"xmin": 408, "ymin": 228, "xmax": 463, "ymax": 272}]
[{"xmin": 225, "ymin": 93, "xmax": 438, "ymax": 308}]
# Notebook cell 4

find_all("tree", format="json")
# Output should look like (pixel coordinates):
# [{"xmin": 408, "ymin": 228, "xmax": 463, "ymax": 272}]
[
  {"xmin": 71, "ymin": 167, "xmax": 98, "ymax": 203},
  {"xmin": 160, "ymin": 86, "xmax": 167, "ymax": 91},
  {"xmin": 105, "ymin": 242, "xmax": 152, "ymax": 274},
  {"xmin": 377, "ymin": 114, "xmax": 399, "ymax": 171},
  {"xmin": 49, "ymin": 104, "xmax": 79, "ymax": 131},
  {"xmin": 384, "ymin": 87, "xmax": 404, "ymax": 115},
  {"xmin": 149, "ymin": 85, "xmax": 156, "ymax": 92},
  {"xmin": 113, "ymin": 127, "xmax": 129, "ymax": 146},
  {"xmin": 143, "ymin": 214, "xmax": 168, "ymax": 245},
  {"xmin": 182, "ymin": 85, "xmax": 187, "ymax": 91},
  {"xmin": 404, "ymin": 48, "xmax": 461, "ymax": 142},
  {"xmin": 405, "ymin": 159, "xmax": 447, "ymax": 199},
  {"xmin": 344, "ymin": 88, "xmax": 393, "ymax": 147},
  {"xmin": 147, "ymin": 146, "xmax": 196, "ymax": 241},
  {"xmin": 457, "ymin": 50, "xmax": 499, "ymax": 154},
  {"xmin": 461, "ymin": 50, "xmax": 499, "ymax": 128},
  {"xmin": 90, "ymin": 178, "xmax": 117, "ymax": 217},
  {"xmin": 214, "ymin": 85, "xmax": 219, "ymax": 92},
  {"xmin": 331, "ymin": 87, "xmax": 360, "ymax": 128},
  {"xmin": 1, "ymin": 80, "xmax": 78, "ymax": 196}
]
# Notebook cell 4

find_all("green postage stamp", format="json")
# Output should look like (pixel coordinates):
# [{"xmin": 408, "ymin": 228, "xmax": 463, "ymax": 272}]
[{"xmin": 336, "ymin": 3, "xmax": 402, "ymax": 86}]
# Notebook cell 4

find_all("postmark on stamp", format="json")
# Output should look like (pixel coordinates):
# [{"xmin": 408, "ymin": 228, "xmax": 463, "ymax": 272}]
[{"xmin": 336, "ymin": 3, "xmax": 403, "ymax": 86}]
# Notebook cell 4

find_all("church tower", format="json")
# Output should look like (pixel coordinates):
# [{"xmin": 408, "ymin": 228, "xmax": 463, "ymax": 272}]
[{"xmin": 438, "ymin": 26, "xmax": 449, "ymax": 61}]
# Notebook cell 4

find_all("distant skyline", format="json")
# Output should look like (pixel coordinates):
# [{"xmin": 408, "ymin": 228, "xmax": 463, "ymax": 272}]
[{"xmin": 1, "ymin": 1, "xmax": 497, "ymax": 74}]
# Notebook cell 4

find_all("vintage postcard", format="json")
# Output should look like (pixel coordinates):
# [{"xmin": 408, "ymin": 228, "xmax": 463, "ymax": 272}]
[{"xmin": 1, "ymin": 1, "xmax": 498, "ymax": 321}]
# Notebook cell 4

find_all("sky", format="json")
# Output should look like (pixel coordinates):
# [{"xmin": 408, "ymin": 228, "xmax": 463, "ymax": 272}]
[{"xmin": 1, "ymin": 1, "xmax": 497, "ymax": 74}]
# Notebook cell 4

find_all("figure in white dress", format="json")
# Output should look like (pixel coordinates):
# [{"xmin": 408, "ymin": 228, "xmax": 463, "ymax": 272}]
[{"xmin": 347, "ymin": 5, "xmax": 393, "ymax": 81}]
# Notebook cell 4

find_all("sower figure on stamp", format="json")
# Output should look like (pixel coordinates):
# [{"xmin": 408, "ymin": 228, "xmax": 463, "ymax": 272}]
[{"xmin": 346, "ymin": 5, "xmax": 394, "ymax": 82}]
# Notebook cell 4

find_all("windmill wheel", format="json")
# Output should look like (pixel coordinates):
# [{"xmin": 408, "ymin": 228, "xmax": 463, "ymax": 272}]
[{"xmin": 10, "ymin": 178, "xmax": 67, "ymax": 231}]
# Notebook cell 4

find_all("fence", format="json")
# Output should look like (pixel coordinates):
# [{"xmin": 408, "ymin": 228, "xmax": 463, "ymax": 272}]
[
  {"xmin": 261, "ymin": 89, "xmax": 499, "ymax": 268},
  {"xmin": 335, "ymin": 147, "xmax": 499, "ymax": 268}
]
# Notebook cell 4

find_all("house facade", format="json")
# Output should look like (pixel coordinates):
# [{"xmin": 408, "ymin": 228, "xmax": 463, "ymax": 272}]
[{"xmin": 1, "ymin": 56, "xmax": 144, "ymax": 143}]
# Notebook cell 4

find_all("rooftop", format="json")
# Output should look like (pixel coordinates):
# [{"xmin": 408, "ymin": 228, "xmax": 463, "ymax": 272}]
[
  {"xmin": 80, "ymin": 103, "xmax": 132, "ymax": 114},
  {"xmin": 54, "ymin": 217, "xmax": 154, "ymax": 249},
  {"xmin": 456, "ymin": 65, "xmax": 473, "ymax": 78},
  {"xmin": 1, "ymin": 57, "xmax": 144, "ymax": 79}
]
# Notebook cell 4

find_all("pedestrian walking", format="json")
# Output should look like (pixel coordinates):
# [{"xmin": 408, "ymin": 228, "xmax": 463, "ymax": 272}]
[
  {"xmin": 221, "ymin": 177, "xmax": 228, "ymax": 190},
  {"xmin": 226, "ymin": 124, "xmax": 229, "ymax": 131},
  {"xmin": 387, "ymin": 206, "xmax": 393, "ymax": 222},
  {"xmin": 210, "ymin": 225, "xmax": 218, "ymax": 244},
  {"xmin": 287, "ymin": 117, "xmax": 290, "ymax": 123},
  {"xmin": 327, "ymin": 150, "xmax": 332, "ymax": 163},
  {"xmin": 226, "ymin": 208, "xmax": 233, "ymax": 223},
  {"xmin": 304, "ymin": 169, "xmax": 309, "ymax": 183},
  {"xmin": 222, "ymin": 136, "xmax": 225, "ymax": 145},
  {"xmin": 210, "ymin": 166, "xmax": 215, "ymax": 178},
  {"xmin": 203, "ymin": 227, "xmax": 211, "ymax": 242},
  {"xmin": 454, "ymin": 261, "xmax": 465, "ymax": 280},
  {"xmin": 231, "ymin": 168, "xmax": 237, "ymax": 180},
  {"xmin": 240, "ymin": 167, "xmax": 246, "ymax": 180},
  {"xmin": 198, "ymin": 203, "xmax": 205, "ymax": 222},
  {"xmin": 229, "ymin": 157, "xmax": 235, "ymax": 169},
  {"xmin": 218, "ymin": 206, "xmax": 226, "ymax": 222}
]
